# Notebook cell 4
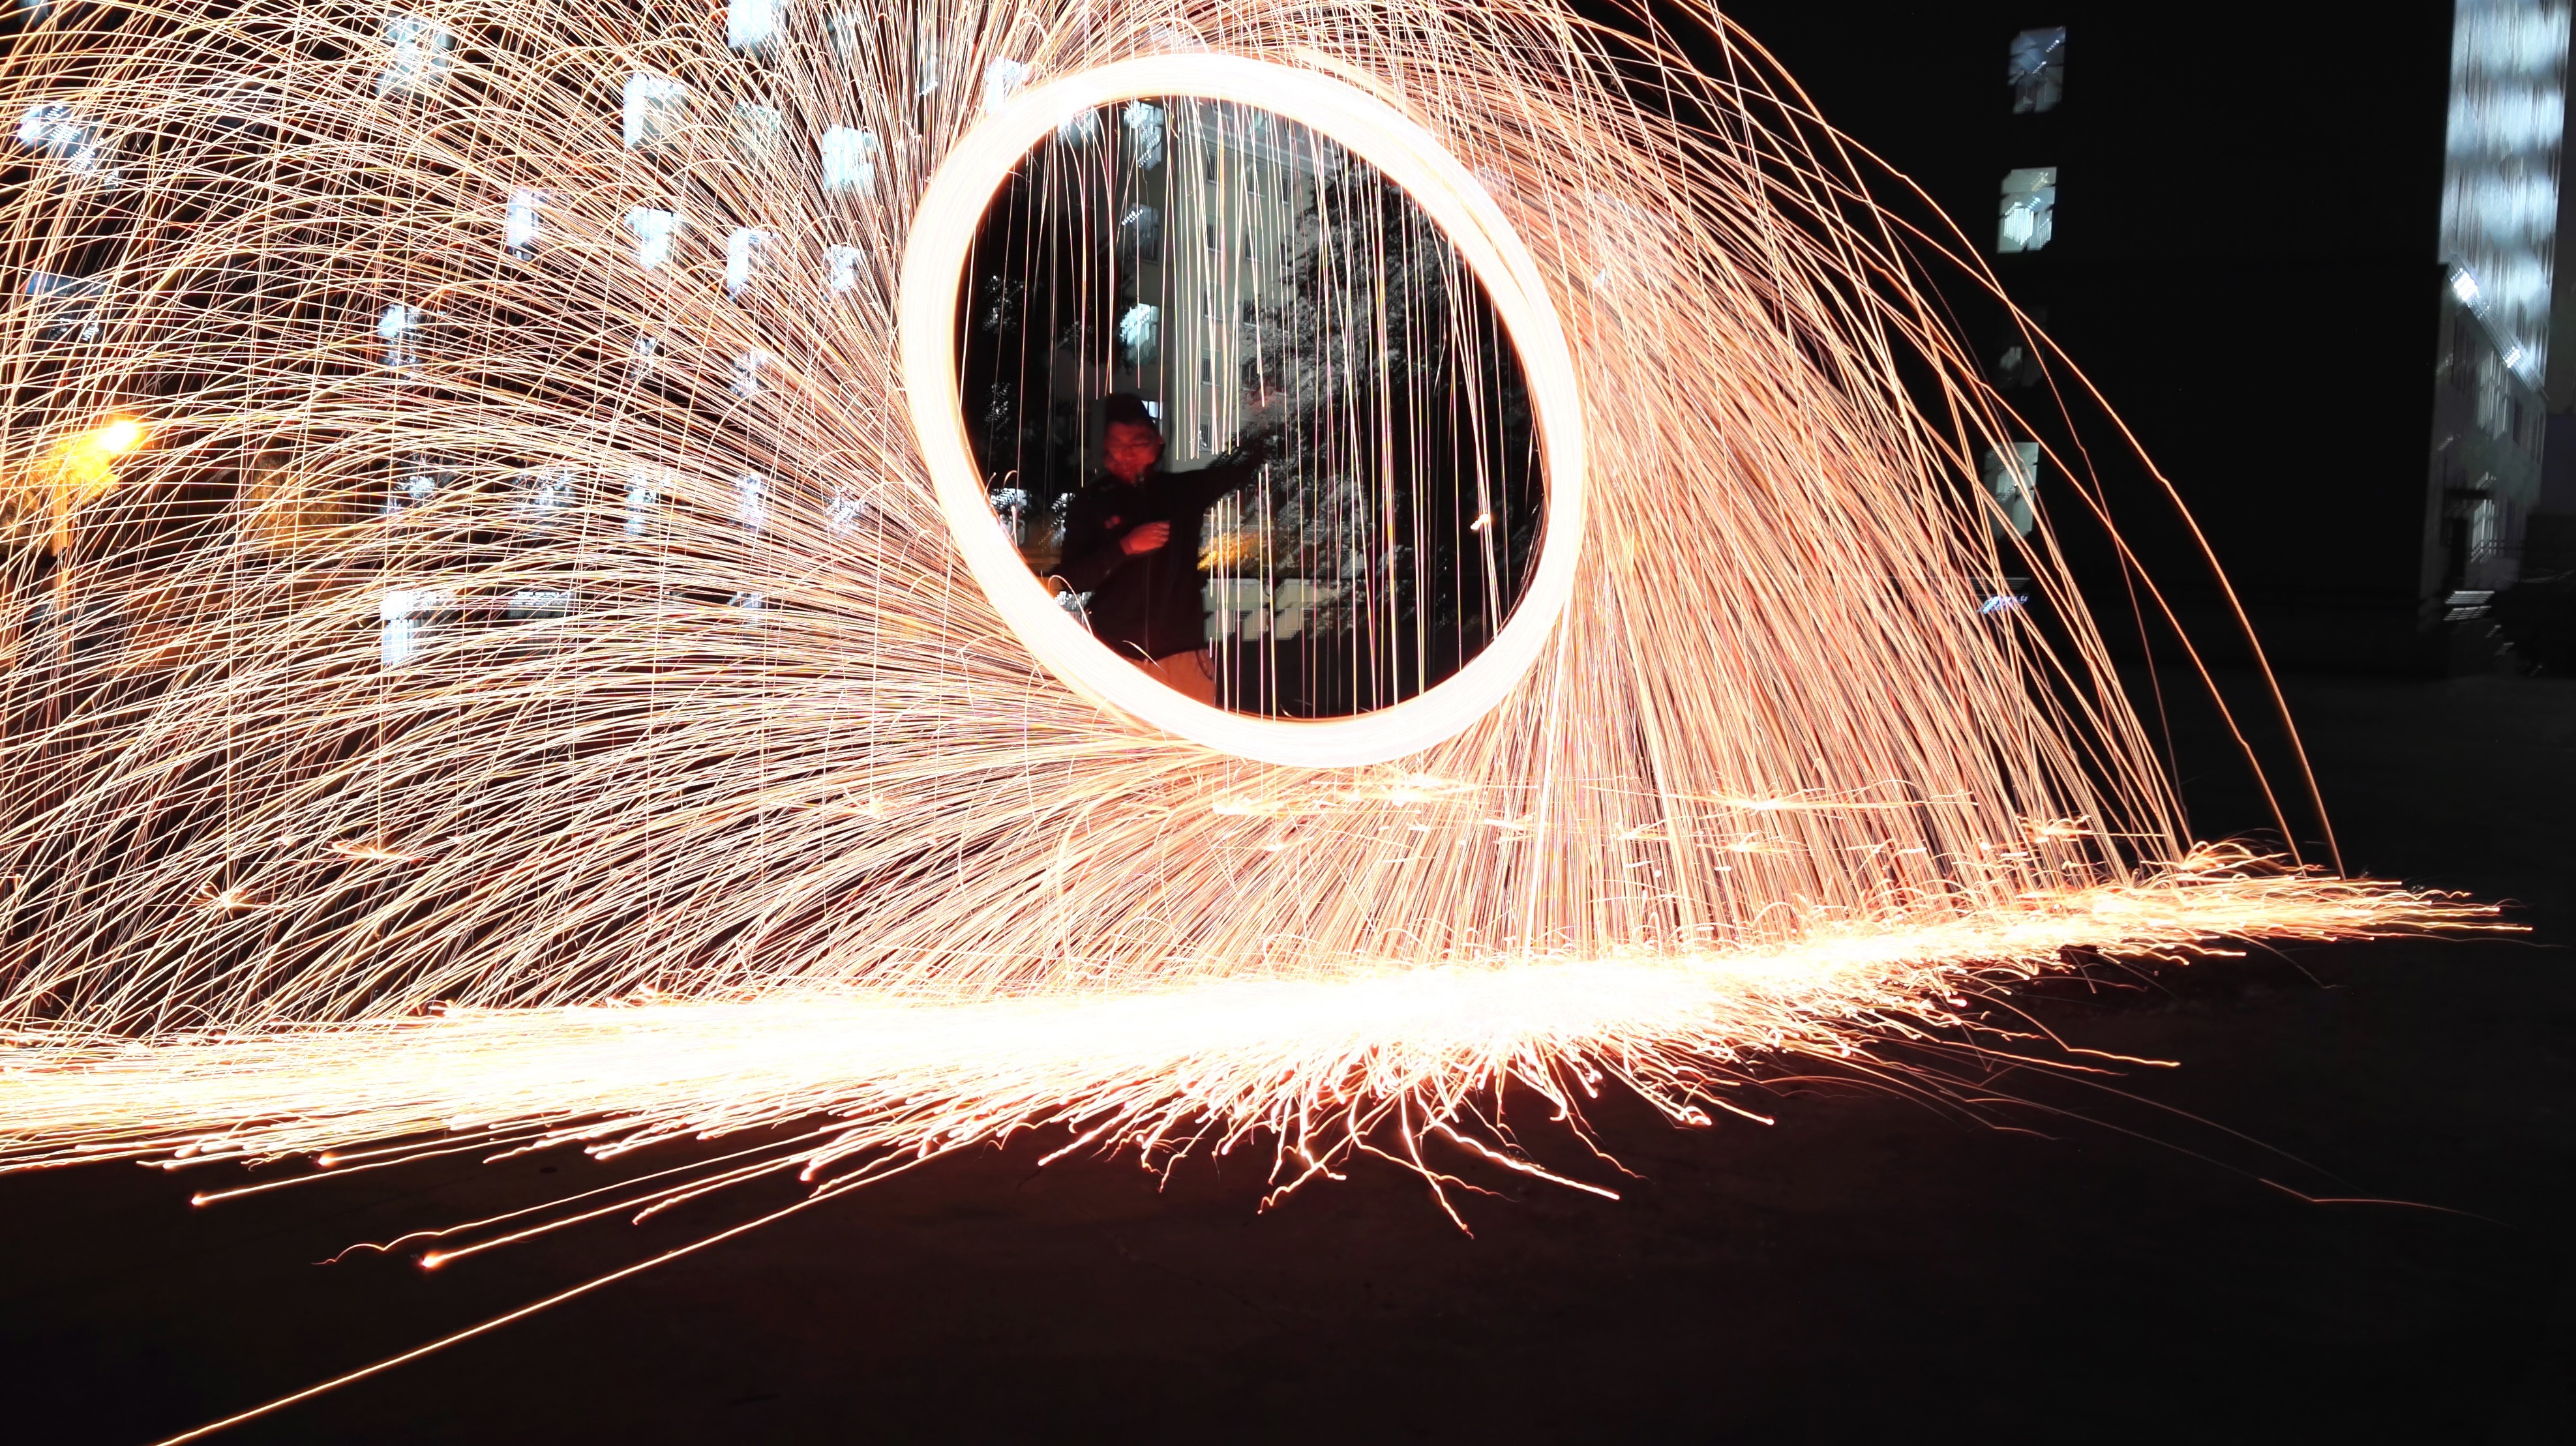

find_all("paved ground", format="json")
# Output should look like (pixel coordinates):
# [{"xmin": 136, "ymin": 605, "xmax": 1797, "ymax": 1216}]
[{"xmin": 2, "ymin": 672, "xmax": 2569, "ymax": 1444}]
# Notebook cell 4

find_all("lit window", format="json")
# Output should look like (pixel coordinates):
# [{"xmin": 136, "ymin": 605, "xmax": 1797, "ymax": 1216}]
[
  {"xmin": 624, "ymin": 207, "xmax": 681, "ymax": 270},
  {"xmin": 983, "ymin": 59, "xmax": 1031, "ymax": 115},
  {"xmin": 1118, "ymin": 303, "xmax": 1160, "ymax": 364},
  {"xmin": 376, "ymin": 303, "xmax": 424, "ymax": 369},
  {"xmin": 16, "ymin": 101, "xmax": 108, "ymax": 174},
  {"xmin": 914, "ymin": 25, "xmax": 947, "ymax": 98},
  {"xmin": 623, "ymin": 469, "xmax": 660, "ymax": 537},
  {"xmin": 385, "ymin": 455, "xmax": 449, "ymax": 517},
  {"xmin": 505, "ymin": 589, "xmax": 572, "ymax": 621},
  {"xmin": 376, "ymin": 14, "xmax": 451, "ymax": 100},
  {"xmin": 2440, "ymin": 3, "xmax": 2567, "ymax": 390},
  {"xmin": 1120, "ymin": 203, "xmax": 1163, "ymax": 263},
  {"xmin": 734, "ymin": 471, "xmax": 769, "ymax": 531},
  {"xmin": 1995, "ymin": 344, "xmax": 2043, "ymax": 388},
  {"xmin": 516, "ymin": 466, "xmax": 576, "ymax": 523},
  {"xmin": 2444, "ymin": 588, "xmax": 2496, "ymax": 621},
  {"xmin": 978, "ymin": 274, "xmax": 1021, "ymax": 333},
  {"xmin": 730, "ymin": 349, "xmax": 768, "ymax": 397},
  {"xmin": 726, "ymin": 0, "xmax": 779, "ymax": 55},
  {"xmin": 989, "ymin": 485, "xmax": 1030, "ymax": 545},
  {"xmin": 379, "ymin": 590, "xmax": 449, "ymax": 668},
  {"xmin": 824, "ymin": 9, "xmax": 867, "ymax": 65},
  {"xmin": 622, "ymin": 72, "xmax": 687, "ymax": 151},
  {"xmin": 825, "ymin": 243, "xmax": 863, "ymax": 295},
  {"xmin": 1124, "ymin": 102, "xmax": 1166, "ymax": 170},
  {"xmin": 1997, "ymin": 167, "xmax": 2056, "ymax": 253},
  {"xmin": 1982, "ymin": 443, "xmax": 2040, "ymax": 537},
  {"xmin": 26, "ymin": 271, "xmax": 104, "ymax": 340},
  {"xmin": 827, "ymin": 482, "xmax": 868, "ymax": 533},
  {"xmin": 820, "ymin": 125, "xmax": 878, "ymax": 196},
  {"xmin": 731, "ymin": 102, "xmax": 781, "ymax": 158},
  {"xmin": 1058, "ymin": 109, "xmax": 1101, "ymax": 147},
  {"xmin": 503, "ymin": 188, "xmax": 541, "ymax": 260},
  {"xmin": 725, "ymin": 227, "xmax": 768, "ymax": 298},
  {"xmin": 2008, "ymin": 27, "xmax": 2065, "ymax": 114},
  {"xmin": 2469, "ymin": 496, "xmax": 2501, "ymax": 561}
]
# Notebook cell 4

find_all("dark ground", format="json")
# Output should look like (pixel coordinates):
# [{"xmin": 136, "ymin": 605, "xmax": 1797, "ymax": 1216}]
[{"xmin": 1, "ymin": 671, "xmax": 2570, "ymax": 1445}]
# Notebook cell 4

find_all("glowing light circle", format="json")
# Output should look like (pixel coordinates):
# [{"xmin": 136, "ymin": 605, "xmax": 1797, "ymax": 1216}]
[{"xmin": 899, "ymin": 55, "xmax": 1585, "ymax": 769}]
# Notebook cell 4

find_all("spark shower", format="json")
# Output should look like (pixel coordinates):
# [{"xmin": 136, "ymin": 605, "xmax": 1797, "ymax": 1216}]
[{"xmin": 0, "ymin": 0, "xmax": 2485, "ymax": 1377}]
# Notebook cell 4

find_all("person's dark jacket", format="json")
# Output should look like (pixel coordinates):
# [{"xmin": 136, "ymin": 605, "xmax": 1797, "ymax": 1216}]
[{"xmin": 1055, "ymin": 458, "xmax": 1262, "ymax": 662}]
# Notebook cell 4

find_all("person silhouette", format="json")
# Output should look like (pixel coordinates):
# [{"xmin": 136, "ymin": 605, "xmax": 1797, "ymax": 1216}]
[{"xmin": 1054, "ymin": 394, "xmax": 1275, "ymax": 705}]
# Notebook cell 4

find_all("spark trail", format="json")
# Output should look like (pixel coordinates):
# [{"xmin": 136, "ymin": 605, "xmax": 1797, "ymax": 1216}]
[{"xmin": 0, "ymin": 0, "xmax": 2491, "ymax": 1273}]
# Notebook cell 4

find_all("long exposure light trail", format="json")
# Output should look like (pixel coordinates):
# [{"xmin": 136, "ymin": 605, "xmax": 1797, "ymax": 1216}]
[
  {"xmin": 901, "ymin": 53, "xmax": 1587, "ymax": 766},
  {"xmin": 0, "ymin": 0, "xmax": 2501, "ymax": 1432},
  {"xmin": 1, "ymin": 863, "xmax": 2494, "ymax": 1230}
]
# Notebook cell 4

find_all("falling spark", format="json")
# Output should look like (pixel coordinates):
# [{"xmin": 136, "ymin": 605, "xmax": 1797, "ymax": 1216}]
[
  {"xmin": 324, "ymin": 839, "xmax": 430, "ymax": 864},
  {"xmin": 0, "ymin": 7, "xmax": 2498, "ymax": 1434}
]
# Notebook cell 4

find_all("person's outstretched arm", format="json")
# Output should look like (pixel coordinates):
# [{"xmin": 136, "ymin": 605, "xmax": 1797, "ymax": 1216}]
[{"xmin": 1182, "ymin": 422, "xmax": 1289, "ymax": 510}]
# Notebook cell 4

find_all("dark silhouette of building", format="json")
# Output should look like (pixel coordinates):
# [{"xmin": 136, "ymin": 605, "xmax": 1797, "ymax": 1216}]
[{"xmin": 1687, "ymin": 1, "xmax": 2572, "ymax": 673}]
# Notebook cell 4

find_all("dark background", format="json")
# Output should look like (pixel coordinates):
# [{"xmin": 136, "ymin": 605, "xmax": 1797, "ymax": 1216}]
[
  {"xmin": 1690, "ymin": 0, "xmax": 2463, "ymax": 674},
  {"xmin": 3, "ymin": 3, "xmax": 2571, "ymax": 1442}
]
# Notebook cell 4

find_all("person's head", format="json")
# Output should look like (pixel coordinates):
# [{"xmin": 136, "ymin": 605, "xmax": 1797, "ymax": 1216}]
[{"xmin": 1101, "ymin": 393, "xmax": 1163, "ymax": 482}]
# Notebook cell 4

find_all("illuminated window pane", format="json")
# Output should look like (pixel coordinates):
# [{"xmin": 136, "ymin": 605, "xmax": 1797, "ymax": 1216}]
[
  {"xmin": 624, "ymin": 207, "xmax": 681, "ymax": 270},
  {"xmin": 1124, "ymin": 102, "xmax": 1166, "ymax": 170},
  {"xmin": 515, "ymin": 465, "xmax": 575, "ymax": 524},
  {"xmin": 1120, "ymin": 203, "xmax": 1163, "ymax": 263},
  {"xmin": 826, "ymin": 243, "xmax": 863, "ymax": 295},
  {"xmin": 17, "ymin": 100, "xmax": 108, "ymax": 174},
  {"xmin": 26, "ymin": 270, "xmax": 104, "ymax": 340},
  {"xmin": 1997, "ymin": 167, "xmax": 2056, "ymax": 253},
  {"xmin": 504, "ymin": 589, "xmax": 572, "ymax": 622},
  {"xmin": 983, "ymin": 59, "xmax": 1030, "ymax": 115},
  {"xmin": 731, "ymin": 102, "xmax": 781, "ymax": 158},
  {"xmin": 385, "ymin": 455, "xmax": 448, "ymax": 517},
  {"xmin": 2008, "ymin": 27, "xmax": 2065, "ymax": 114},
  {"xmin": 622, "ymin": 468, "xmax": 660, "ymax": 537},
  {"xmin": 725, "ymin": 227, "xmax": 768, "ymax": 298},
  {"xmin": 820, "ymin": 125, "xmax": 878, "ymax": 195},
  {"xmin": 378, "ymin": 591, "xmax": 438, "ymax": 668},
  {"xmin": 1996, "ymin": 344, "xmax": 2043, "ymax": 389},
  {"xmin": 726, "ymin": 0, "xmax": 778, "ymax": 55},
  {"xmin": 376, "ymin": 303, "xmax": 424, "ymax": 369},
  {"xmin": 377, "ymin": 14, "xmax": 451, "ymax": 101},
  {"xmin": 1983, "ymin": 443, "xmax": 2040, "ymax": 539},
  {"xmin": 1118, "ymin": 302, "xmax": 1160, "ymax": 364},
  {"xmin": 622, "ymin": 72, "xmax": 686, "ymax": 150},
  {"xmin": 2440, "ymin": 0, "xmax": 2568, "ymax": 389},
  {"xmin": 503, "ymin": 188, "xmax": 541, "ymax": 260}
]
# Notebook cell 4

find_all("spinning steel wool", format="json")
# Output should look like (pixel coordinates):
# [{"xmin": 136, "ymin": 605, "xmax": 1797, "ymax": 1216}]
[{"xmin": 0, "ymin": 0, "xmax": 2485, "ymax": 1367}]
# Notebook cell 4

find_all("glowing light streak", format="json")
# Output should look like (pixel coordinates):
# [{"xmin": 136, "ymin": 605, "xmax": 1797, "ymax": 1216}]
[
  {"xmin": 0, "ymin": 872, "xmax": 2498, "ymax": 1220},
  {"xmin": 0, "ymin": 10, "xmax": 2497, "ymax": 1407},
  {"xmin": 899, "ymin": 56, "xmax": 1587, "ymax": 768}
]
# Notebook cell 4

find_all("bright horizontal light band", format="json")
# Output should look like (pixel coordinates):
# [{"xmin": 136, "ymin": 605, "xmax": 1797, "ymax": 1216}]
[{"xmin": 898, "ymin": 55, "xmax": 1585, "ymax": 769}]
